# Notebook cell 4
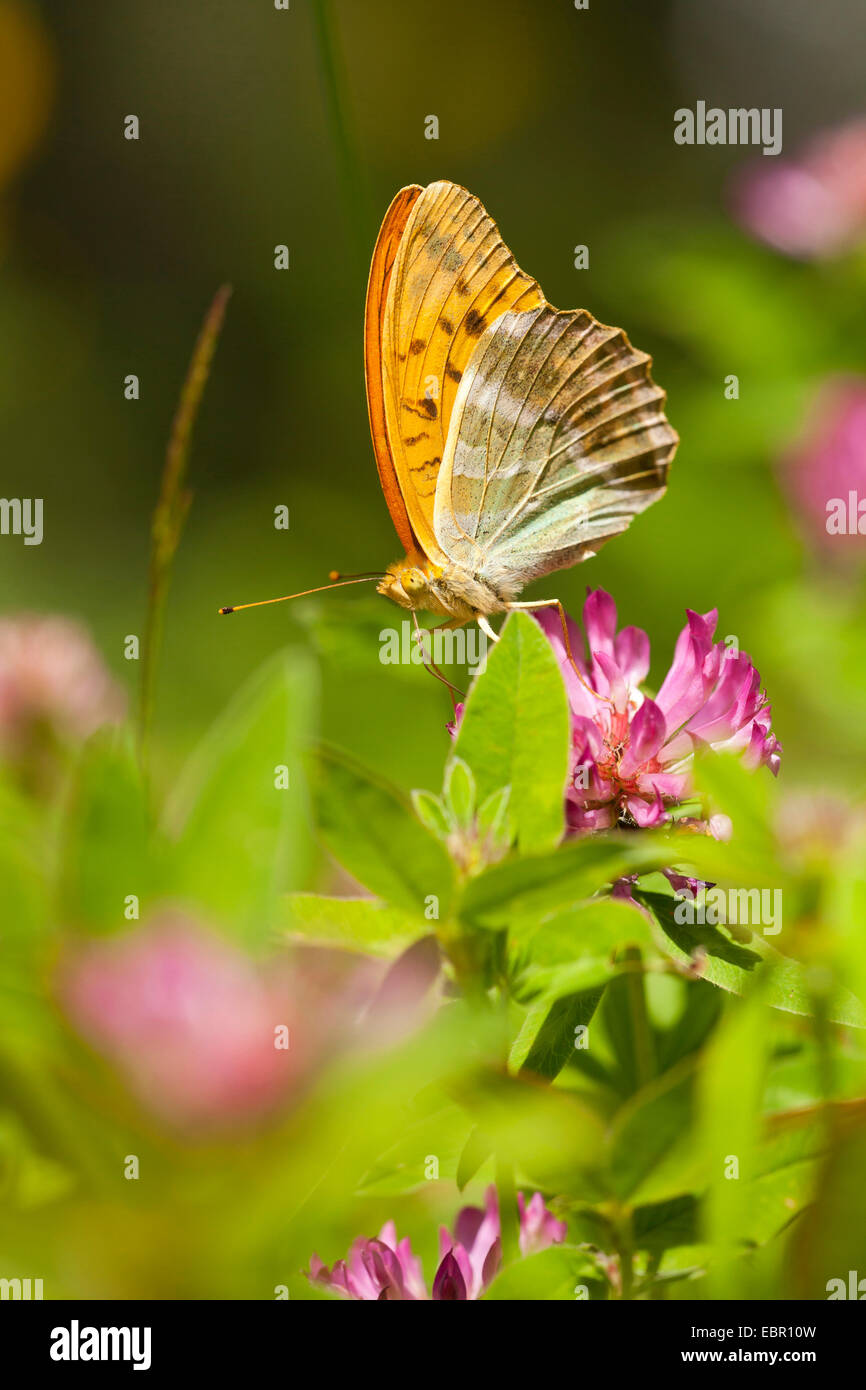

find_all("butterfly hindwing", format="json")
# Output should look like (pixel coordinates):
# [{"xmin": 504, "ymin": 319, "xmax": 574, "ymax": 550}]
[
  {"xmin": 434, "ymin": 305, "xmax": 677, "ymax": 590},
  {"xmin": 379, "ymin": 181, "xmax": 545, "ymax": 561}
]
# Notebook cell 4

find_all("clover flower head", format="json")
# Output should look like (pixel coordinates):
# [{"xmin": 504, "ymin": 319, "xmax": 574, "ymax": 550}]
[
  {"xmin": 534, "ymin": 589, "xmax": 780, "ymax": 835},
  {"xmin": 309, "ymin": 1185, "xmax": 566, "ymax": 1301},
  {"xmin": 731, "ymin": 118, "xmax": 866, "ymax": 259},
  {"xmin": 0, "ymin": 614, "xmax": 124, "ymax": 752},
  {"xmin": 782, "ymin": 376, "xmax": 866, "ymax": 557}
]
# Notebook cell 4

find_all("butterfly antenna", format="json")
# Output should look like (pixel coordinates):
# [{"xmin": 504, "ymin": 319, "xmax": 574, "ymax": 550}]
[
  {"xmin": 219, "ymin": 574, "xmax": 383, "ymax": 615},
  {"xmin": 327, "ymin": 570, "xmax": 387, "ymax": 582}
]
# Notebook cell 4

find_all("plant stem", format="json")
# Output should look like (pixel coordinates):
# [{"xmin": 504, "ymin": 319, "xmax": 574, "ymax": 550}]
[
  {"xmin": 612, "ymin": 1203, "xmax": 636, "ymax": 1300},
  {"xmin": 623, "ymin": 944, "xmax": 654, "ymax": 1090},
  {"xmin": 645, "ymin": 1250, "xmax": 662, "ymax": 1298},
  {"xmin": 138, "ymin": 284, "xmax": 232, "ymax": 772},
  {"xmin": 495, "ymin": 1156, "xmax": 519, "ymax": 1266}
]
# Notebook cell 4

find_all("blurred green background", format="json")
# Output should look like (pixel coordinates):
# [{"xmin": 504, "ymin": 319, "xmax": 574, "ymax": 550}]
[
  {"xmin": 2, "ymin": 0, "xmax": 866, "ymax": 1308},
  {"xmin": 2, "ymin": 0, "xmax": 866, "ymax": 797}
]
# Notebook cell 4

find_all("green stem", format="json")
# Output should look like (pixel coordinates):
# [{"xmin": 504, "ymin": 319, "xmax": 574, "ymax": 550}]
[
  {"xmin": 138, "ymin": 285, "xmax": 232, "ymax": 772},
  {"xmin": 495, "ymin": 1157, "xmax": 519, "ymax": 1266},
  {"xmin": 812, "ymin": 987, "xmax": 835, "ymax": 1111},
  {"xmin": 623, "ymin": 945, "xmax": 654, "ymax": 1090},
  {"xmin": 641, "ymin": 1249, "xmax": 662, "ymax": 1299},
  {"xmin": 437, "ymin": 917, "xmax": 488, "ymax": 1004},
  {"xmin": 613, "ymin": 1204, "xmax": 636, "ymax": 1300}
]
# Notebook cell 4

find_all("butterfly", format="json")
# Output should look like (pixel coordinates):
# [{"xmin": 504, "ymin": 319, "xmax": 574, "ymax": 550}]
[
  {"xmin": 220, "ymin": 180, "xmax": 677, "ymax": 652},
  {"xmin": 364, "ymin": 179, "xmax": 678, "ymax": 645}
]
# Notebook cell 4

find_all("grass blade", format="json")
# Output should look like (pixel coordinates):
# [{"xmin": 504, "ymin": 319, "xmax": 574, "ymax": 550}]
[{"xmin": 138, "ymin": 283, "xmax": 232, "ymax": 766}]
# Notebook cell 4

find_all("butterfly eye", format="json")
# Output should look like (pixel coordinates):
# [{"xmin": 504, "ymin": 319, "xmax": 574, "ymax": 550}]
[{"xmin": 402, "ymin": 569, "xmax": 426, "ymax": 595}]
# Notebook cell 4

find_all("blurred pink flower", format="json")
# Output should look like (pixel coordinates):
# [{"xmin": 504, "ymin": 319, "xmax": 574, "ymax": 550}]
[
  {"xmin": 532, "ymin": 589, "xmax": 780, "ymax": 834},
  {"xmin": 731, "ymin": 117, "xmax": 866, "ymax": 259},
  {"xmin": 518, "ymin": 1190, "xmax": 569, "ymax": 1256},
  {"xmin": 61, "ymin": 916, "xmax": 440, "ymax": 1129},
  {"xmin": 61, "ymin": 916, "xmax": 313, "ymax": 1128},
  {"xmin": 0, "ymin": 614, "xmax": 124, "ymax": 752},
  {"xmin": 782, "ymin": 377, "xmax": 866, "ymax": 556},
  {"xmin": 777, "ymin": 791, "xmax": 866, "ymax": 863},
  {"xmin": 309, "ymin": 1184, "xmax": 566, "ymax": 1301}
]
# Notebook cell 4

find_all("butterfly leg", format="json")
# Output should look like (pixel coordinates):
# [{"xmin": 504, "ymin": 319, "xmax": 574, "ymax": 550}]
[
  {"xmin": 410, "ymin": 611, "xmax": 465, "ymax": 698},
  {"xmin": 505, "ymin": 598, "xmax": 611, "ymax": 706}
]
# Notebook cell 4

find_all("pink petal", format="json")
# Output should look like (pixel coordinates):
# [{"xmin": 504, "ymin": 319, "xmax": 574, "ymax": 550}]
[
  {"xmin": 614, "ymin": 624, "xmax": 651, "ymax": 686},
  {"xmin": 432, "ymin": 1251, "xmax": 468, "ymax": 1301},
  {"xmin": 619, "ymin": 698, "xmax": 667, "ymax": 776},
  {"xmin": 655, "ymin": 609, "xmax": 719, "ymax": 729},
  {"xmin": 583, "ymin": 588, "xmax": 618, "ymax": 658},
  {"xmin": 626, "ymin": 791, "xmax": 668, "ymax": 827}
]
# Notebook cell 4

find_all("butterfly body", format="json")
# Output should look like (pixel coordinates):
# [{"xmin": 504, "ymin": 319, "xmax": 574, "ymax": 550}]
[
  {"xmin": 365, "ymin": 180, "xmax": 678, "ymax": 630},
  {"xmin": 378, "ymin": 554, "xmax": 513, "ymax": 622}
]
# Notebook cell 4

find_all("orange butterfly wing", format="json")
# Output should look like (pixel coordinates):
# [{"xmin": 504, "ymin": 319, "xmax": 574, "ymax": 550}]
[
  {"xmin": 364, "ymin": 184, "xmax": 424, "ymax": 556},
  {"xmin": 372, "ymin": 181, "xmax": 546, "ymax": 564}
]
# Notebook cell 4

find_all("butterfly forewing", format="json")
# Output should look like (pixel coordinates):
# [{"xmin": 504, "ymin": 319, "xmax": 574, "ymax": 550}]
[
  {"xmin": 380, "ymin": 181, "xmax": 545, "ymax": 561},
  {"xmin": 365, "ymin": 184, "xmax": 424, "ymax": 554},
  {"xmin": 434, "ymin": 305, "xmax": 677, "ymax": 590}
]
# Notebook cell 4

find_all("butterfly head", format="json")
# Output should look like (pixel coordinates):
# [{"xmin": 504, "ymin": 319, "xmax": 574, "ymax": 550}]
[
  {"xmin": 377, "ymin": 555, "xmax": 509, "ymax": 626},
  {"xmin": 377, "ymin": 557, "xmax": 437, "ymax": 610}
]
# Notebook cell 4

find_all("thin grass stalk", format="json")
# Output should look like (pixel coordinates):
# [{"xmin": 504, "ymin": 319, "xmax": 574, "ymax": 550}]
[{"xmin": 138, "ymin": 284, "xmax": 232, "ymax": 769}]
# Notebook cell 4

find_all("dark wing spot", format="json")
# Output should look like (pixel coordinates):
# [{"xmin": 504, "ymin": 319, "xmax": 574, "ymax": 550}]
[
  {"xmin": 410, "ymin": 456, "xmax": 441, "ymax": 478},
  {"xmin": 409, "ymin": 337, "xmax": 426, "ymax": 355},
  {"xmin": 402, "ymin": 397, "xmax": 439, "ymax": 420},
  {"xmin": 404, "ymin": 431, "xmax": 430, "ymax": 446},
  {"xmin": 439, "ymin": 317, "xmax": 454, "ymax": 335},
  {"xmin": 442, "ymin": 248, "xmax": 463, "ymax": 272},
  {"xmin": 445, "ymin": 365, "xmax": 462, "ymax": 383},
  {"xmin": 455, "ymin": 278, "xmax": 471, "ymax": 297},
  {"xmin": 463, "ymin": 308, "xmax": 487, "ymax": 336}
]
